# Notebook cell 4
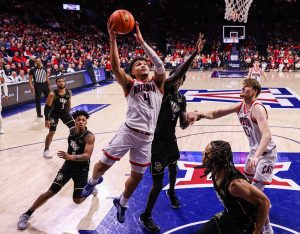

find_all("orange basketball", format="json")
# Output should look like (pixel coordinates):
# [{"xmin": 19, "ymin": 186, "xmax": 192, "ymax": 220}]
[
  {"xmin": 109, "ymin": 10, "xmax": 135, "ymax": 34},
  {"xmin": 0, "ymin": 77, "xmax": 4, "ymax": 84}
]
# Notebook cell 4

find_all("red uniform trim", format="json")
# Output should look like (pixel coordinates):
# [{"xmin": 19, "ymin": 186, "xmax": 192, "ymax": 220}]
[
  {"xmin": 129, "ymin": 160, "xmax": 151, "ymax": 167},
  {"xmin": 252, "ymin": 178, "xmax": 271, "ymax": 185},
  {"xmin": 102, "ymin": 149, "xmax": 120, "ymax": 161},
  {"xmin": 244, "ymin": 171, "xmax": 255, "ymax": 177}
]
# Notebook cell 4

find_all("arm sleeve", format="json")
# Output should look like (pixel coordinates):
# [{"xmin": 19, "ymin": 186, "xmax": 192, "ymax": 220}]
[{"xmin": 141, "ymin": 42, "xmax": 165, "ymax": 75}]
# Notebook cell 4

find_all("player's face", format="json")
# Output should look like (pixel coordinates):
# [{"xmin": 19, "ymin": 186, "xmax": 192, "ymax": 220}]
[
  {"xmin": 132, "ymin": 60, "xmax": 149, "ymax": 79},
  {"xmin": 173, "ymin": 77, "xmax": 184, "ymax": 91},
  {"xmin": 56, "ymin": 79, "xmax": 65, "ymax": 89},
  {"xmin": 75, "ymin": 115, "xmax": 87, "ymax": 130},
  {"xmin": 240, "ymin": 85, "xmax": 256, "ymax": 99},
  {"xmin": 254, "ymin": 61, "xmax": 260, "ymax": 67},
  {"xmin": 202, "ymin": 143, "xmax": 212, "ymax": 166}
]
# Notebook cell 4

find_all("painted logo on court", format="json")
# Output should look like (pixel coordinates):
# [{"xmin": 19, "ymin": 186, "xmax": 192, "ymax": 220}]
[
  {"xmin": 164, "ymin": 161, "xmax": 300, "ymax": 191},
  {"xmin": 180, "ymin": 87, "xmax": 300, "ymax": 108},
  {"xmin": 71, "ymin": 104, "xmax": 110, "ymax": 115}
]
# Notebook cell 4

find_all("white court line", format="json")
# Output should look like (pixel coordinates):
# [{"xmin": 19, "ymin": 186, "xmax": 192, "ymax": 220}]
[{"xmin": 163, "ymin": 220, "xmax": 300, "ymax": 234}]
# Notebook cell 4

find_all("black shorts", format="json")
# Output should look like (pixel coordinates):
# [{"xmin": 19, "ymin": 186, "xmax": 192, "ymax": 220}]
[
  {"xmin": 196, "ymin": 211, "xmax": 255, "ymax": 234},
  {"xmin": 150, "ymin": 138, "xmax": 180, "ymax": 175},
  {"xmin": 49, "ymin": 111, "xmax": 75, "ymax": 131},
  {"xmin": 49, "ymin": 162, "xmax": 89, "ymax": 198}
]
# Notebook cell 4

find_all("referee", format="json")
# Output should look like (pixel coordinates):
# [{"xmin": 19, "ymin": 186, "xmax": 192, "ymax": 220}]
[{"xmin": 29, "ymin": 58, "xmax": 50, "ymax": 118}]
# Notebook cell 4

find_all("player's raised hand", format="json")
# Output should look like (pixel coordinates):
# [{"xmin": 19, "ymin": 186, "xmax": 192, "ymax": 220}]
[
  {"xmin": 107, "ymin": 19, "xmax": 117, "ymax": 41},
  {"xmin": 196, "ymin": 33, "xmax": 206, "ymax": 54},
  {"xmin": 134, "ymin": 22, "xmax": 145, "ymax": 45}
]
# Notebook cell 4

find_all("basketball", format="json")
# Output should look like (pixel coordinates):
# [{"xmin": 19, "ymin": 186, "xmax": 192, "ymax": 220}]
[
  {"xmin": 109, "ymin": 10, "xmax": 135, "ymax": 34},
  {"xmin": 0, "ymin": 77, "xmax": 4, "ymax": 84}
]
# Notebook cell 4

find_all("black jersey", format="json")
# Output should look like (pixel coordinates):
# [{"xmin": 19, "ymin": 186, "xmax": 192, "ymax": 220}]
[
  {"xmin": 52, "ymin": 89, "xmax": 71, "ymax": 113},
  {"xmin": 66, "ymin": 127, "xmax": 93, "ymax": 167},
  {"xmin": 213, "ymin": 169, "xmax": 258, "ymax": 224},
  {"xmin": 154, "ymin": 85, "xmax": 186, "ymax": 140}
]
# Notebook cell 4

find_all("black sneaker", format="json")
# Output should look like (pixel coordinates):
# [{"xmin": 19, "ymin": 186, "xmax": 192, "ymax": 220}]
[
  {"xmin": 166, "ymin": 189, "xmax": 181, "ymax": 208},
  {"xmin": 37, "ymin": 114, "xmax": 43, "ymax": 118},
  {"xmin": 139, "ymin": 213, "xmax": 160, "ymax": 233},
  {"xmin": 113, "ymin": 198, "xmax": 128, "ymax": 223}
]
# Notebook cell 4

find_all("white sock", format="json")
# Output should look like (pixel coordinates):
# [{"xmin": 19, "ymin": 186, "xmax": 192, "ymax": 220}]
[
  {"xmin": 89, "ymin": 177, "xmax": 100, "ymax": 185},
  {"xmin": 120, "ymin": 194, "xmax": 129, "ymax": 207},
  {"xmin": 264, "ymin": 222, "xmax": 273, "ymax": 232}
]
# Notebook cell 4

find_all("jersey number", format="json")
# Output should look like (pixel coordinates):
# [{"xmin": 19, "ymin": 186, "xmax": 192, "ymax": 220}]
[
  {"xmin": 143, "ymin": 93, "xmax": 152, "ymax": 106},
  {"xmin": 243, "ymin": 126, "xmax": 251, "ymax": 137}
]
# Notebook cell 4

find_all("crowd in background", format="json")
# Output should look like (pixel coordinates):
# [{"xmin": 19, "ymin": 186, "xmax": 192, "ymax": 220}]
[{"xmin": 0, "ymin": 0, "xmax": 300, "ymax": 84}]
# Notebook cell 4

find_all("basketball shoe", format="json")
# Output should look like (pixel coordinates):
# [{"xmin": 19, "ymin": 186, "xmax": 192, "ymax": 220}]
[
  {"xmin": 81, "ymin": 177, "xmax": 103, "ymax": 197},
  {"xmin": 43, "ymin": 150, "xmax": 52, "ymax": 159},
  {"xmin": 17, "ymin": 214, "xmax": 30, "ymax": 230},
  {"xmin": 166, "ymin": 189, "xmax": 181, "ymax": 208},
  {"xmin": 139, "ymin": 213, "xmax": 160, "ymax": 233},
  {"xmin": 113, "ymin": 198, "xmax": 128, "ymax": 223}
]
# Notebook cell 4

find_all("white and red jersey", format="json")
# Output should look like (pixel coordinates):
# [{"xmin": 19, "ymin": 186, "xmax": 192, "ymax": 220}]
[
  {"xmin": 125, "ymin": 79, "xmax": 163, "ymax": 134},
  {"xmin": 237, "ymin": 100, "xmax": 276, "ymax": 152},
  {"xmin": 248, "ymin": 67, "xmax": 262, "ymax": 82}
]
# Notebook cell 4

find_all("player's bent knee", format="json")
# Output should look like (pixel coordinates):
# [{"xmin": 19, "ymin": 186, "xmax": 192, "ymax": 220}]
[{"xmin": 252, "ymin": 181, "xmax": 265, "ymax": 191}]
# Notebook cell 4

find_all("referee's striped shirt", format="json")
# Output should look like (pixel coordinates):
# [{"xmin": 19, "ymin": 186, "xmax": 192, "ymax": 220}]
[{"xmin": 29, "ymin": 67, "xmax": 47, "ymax": 83}]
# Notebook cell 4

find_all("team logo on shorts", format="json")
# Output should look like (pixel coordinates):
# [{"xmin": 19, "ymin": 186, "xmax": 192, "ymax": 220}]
[
  {"xmin": 50, "ymin": 118, "xmax": 55, "ymax": 124},
  {"xmin": 154, "ymin": 162, "xmax": 163, "ymax": 171},
  {"xmin": 56, "ymin": 173, "xmax": 63, "ymax": 181}
]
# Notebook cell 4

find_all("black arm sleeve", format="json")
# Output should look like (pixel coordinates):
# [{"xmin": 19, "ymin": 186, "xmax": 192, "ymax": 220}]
[
  {"xmin": 44, "ymin": 104, "xmax": 52, "ymax": 121},
  {"xmin": 165, "ymin": 51, "xmax": 198, "ymax": 85}
]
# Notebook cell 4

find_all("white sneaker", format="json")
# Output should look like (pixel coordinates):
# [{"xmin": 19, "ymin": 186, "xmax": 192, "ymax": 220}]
[
  {"xmin": 43, "ymin": 150, "xmax": 52, "ymax": 159},
  {"xmin": 263, "ymin": 227, "xmax": 274, "ymax": 234},
  {"xmin": 92, "ymin": 187, "xmax": 98, "ymax": 196},
  {"xmin": 0, "ymin": 129, "xmax": 5, "ymax": 134},
  {"xmin": 17, "ymin": 214, "xmax": 30, "ymax": 230}
]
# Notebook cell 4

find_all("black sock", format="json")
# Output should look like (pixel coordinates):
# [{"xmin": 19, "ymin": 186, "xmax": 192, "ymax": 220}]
[
  {"xmin": 24, "ymin": 208, "xmax": 34, "ymax": 216},
  {"xmin": 142, "ymin": 209, "xmax": 151, "ymax": 218}
]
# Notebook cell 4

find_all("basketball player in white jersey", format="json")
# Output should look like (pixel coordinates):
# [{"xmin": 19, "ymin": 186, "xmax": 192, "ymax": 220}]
[
  {"xmin": 247, "ymin": 59, "xmax": 266, "ymax": 83},
  {"xmin": 81, "ymin": 21, "xmax": 166, "ymax": 223},
  {"xmin": 188, "ymin": 79, "xmax": 276, "ymax": 234},
  {"xmin": 0, "ymin": 76, "xmax": 8, "ymax": 134}
]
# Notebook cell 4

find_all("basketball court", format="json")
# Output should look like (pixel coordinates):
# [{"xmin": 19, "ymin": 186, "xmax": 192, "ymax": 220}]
[{"xmin": 1, "ymin": 71, "xmax": 300, "ymax": 233}]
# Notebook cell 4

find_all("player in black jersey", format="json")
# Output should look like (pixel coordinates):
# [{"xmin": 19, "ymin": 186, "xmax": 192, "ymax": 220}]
[
  {"xmin": 196, "ymin": 141, "xmax": 270, "ymax": 234},
  {"xmin": 43, "ymin": 77, "xmax": 75, "ymax": 159},
  {"xmin": 17, "ymin": 110, "xmax": 95, "ymax": 230},
  {"xmin": 139, "ymin": 33, "xmax": 206, "ymax": 233}
]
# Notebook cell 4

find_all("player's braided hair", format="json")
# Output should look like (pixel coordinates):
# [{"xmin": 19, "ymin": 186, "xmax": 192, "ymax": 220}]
[{"xmin": 201, "ymin": 140, "xmax": 234, "ymax": 178}]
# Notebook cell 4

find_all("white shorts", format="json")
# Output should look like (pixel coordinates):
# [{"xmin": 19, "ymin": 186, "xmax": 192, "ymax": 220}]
[
  {"xmin": 244, "ymin": 147, "xmax": 277, "ymax": 185},
  {"xmin": 100, "ymin": 123, "xmax": 153, "ymax": 174}
]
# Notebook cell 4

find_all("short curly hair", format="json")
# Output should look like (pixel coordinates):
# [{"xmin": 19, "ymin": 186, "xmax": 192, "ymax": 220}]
[
  {"xmin": 72, "ymin": 110, "xmax": 90, "ymax": 119},
  {"xmin": 243, "ymin": 78, "xmax": 261, "ymax": 97}
]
